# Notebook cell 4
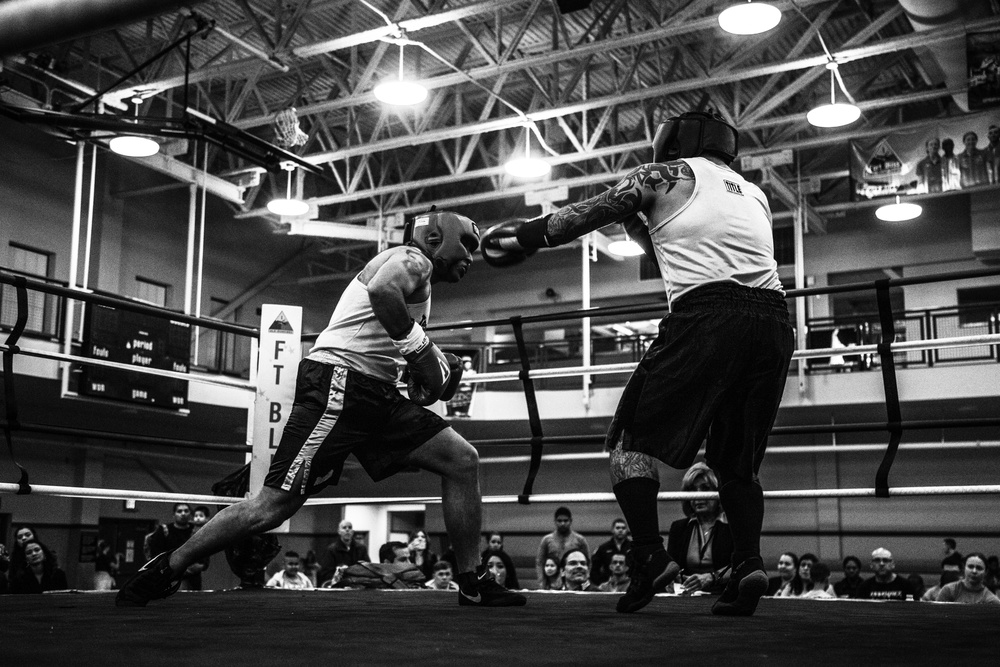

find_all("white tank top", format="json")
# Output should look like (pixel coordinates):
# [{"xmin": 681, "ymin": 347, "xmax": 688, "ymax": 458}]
[
  {"xmin": 308, "ymin": 276, "xmax": 431, "ymax": 383},
  {"xmin": 649, "ymin": 157, "xmax": 783, "ymax": 306}
]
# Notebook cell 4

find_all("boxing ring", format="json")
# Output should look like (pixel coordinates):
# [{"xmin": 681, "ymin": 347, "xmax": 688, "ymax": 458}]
[{"xmin": 2, "ymin": 268, "xmax": 1000, "ymax": 663}]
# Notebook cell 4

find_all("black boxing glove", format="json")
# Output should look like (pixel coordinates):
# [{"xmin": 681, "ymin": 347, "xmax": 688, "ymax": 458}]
[
  {"xmin": 439, "ymin": 353, "xmax": 464, "ymax": 402},
  {"xmin": 481, "ymin": 219, "xmax": 538, "ymax": 268},
  {"xmin": 391, "ymin": 321, "xmax": 451, "ymax": 406}
]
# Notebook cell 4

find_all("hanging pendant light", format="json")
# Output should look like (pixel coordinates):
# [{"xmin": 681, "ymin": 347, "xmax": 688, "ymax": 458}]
[
  {"xmin": 267, "ymin": 163, "xmax": 310, "ymax": 216},
  {"xmin": 718, "ymin": 1, "xmax": 782, "ymax": 35},
  {"xmin": 807, "ymin": 61, "xmax": 861, "ymax": 128},
  {"xmin": 875, "ymin": 195, "xmax": 922, "ymax": 221},
  {"xmin": 505, "ymin": 126, "xmax": 551, "ymax": 179},
  {"xmin": 374, "ymin": 42, "xmax": 428, "ymax": 106},
  {"xmin": 110, "ymin": 97, "xmax": 160, "ymax": 157}
]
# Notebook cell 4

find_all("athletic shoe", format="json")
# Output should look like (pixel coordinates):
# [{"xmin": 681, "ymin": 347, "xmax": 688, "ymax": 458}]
[
  {"xmin": 711, "ymin": 556, "xmax": 768, "ymax": 616},
  {"xmin": 616, "ymin": 548, "xmax": 680, "ymax": 613},
  {"xmin": 458, "ymin": 568, "xmax": 527, "ymax": 607},
  {"xmin": 115, "ymin": 550, "xmax": 182, "ymax": 607}
]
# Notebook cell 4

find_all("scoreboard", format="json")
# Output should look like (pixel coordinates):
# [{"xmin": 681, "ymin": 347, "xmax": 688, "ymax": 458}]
[{"xmin": 80, "ymin": 303, "xmax": 191, "ymax": 409}]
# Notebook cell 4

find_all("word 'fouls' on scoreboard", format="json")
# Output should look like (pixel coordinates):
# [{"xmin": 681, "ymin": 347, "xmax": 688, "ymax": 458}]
[{"xmin": 80, "ymin": 303, "xmax": 191, "ymax": 409}]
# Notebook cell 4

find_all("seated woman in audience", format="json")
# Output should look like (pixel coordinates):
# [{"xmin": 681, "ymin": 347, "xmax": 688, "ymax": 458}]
[
  {"xmin": 769, "ymin": 552, "xmax": 805, "ymax": 597},
  {"xmin": 798, "ymin": 553, "xmax": 835, "ymax": 596},
  {"xmin": 11, "ymin": 540, "xmax": 68, "ymax": 594},
  {"xmin": 834, "ymin": 556, "xmax": 864, "ymax": 598},
  {"xmin": 480, "ymin": 531, "xmax": 520, "ymax": 590},
  {"xmin": 800, "ymin": 562, "xmax": 835, "ymax": 599},
  {"xmin": 922, "ymin": 570, "xmax": 961, "ymax": 601},
  {"xmin": 667, "ymin": 462, "xmax": 733, "ymax": 594},
  {"xmin": 538, "ymin": 556, "xmax": 562, "ymax": 590},
  {"xmin": 9, "ymin": 525, "xmax": 49, "ymax": 577},
  {"xmin": 483, "ymin": 553, "xmax": 513, "ymax": 589},
  {"xmin": 935, "ymin": 553, "xmax": 1000, "ymax": 605},
  {"xmin": 407, "ymin": 529, "xmax": 438, "ymax": 582}
]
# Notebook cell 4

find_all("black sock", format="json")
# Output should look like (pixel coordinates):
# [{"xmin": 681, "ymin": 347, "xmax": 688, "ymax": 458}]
[
  {"xmin": 718, "ymin": 479, "xmax": 764, "ymax": 564},
  {"xmin": 612, "ymin": 477, "xmax": 662, "ymax": 551}
]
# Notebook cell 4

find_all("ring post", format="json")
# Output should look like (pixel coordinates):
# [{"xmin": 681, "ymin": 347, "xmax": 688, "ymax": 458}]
[{"xmin": 249, "ymin": 305, "xmax": 302, "ymax": 507}]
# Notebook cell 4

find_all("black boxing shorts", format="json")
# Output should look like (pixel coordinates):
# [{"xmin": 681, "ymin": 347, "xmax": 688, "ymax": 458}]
[
  {"xmin": 264, "ymin": 359, "xmax": 449, "ymax": 495},
  {"xmin": 606, "ymin": 282, "xmax": 793, "ymax": 480}
]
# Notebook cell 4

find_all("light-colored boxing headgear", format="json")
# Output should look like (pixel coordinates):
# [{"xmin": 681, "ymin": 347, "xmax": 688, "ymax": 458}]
[
  {"xmin": 651, "ymin": 110, "xmax": 739, "ymax": 164},
  {"xmin": 405, "ymin": 210, "xmax": 480, "ymax": 283}
]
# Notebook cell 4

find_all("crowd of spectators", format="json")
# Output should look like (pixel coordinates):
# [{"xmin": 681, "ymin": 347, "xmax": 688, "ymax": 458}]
[{"xmin": 4, "ymin": 471, "xmax": 1000, "ymax": 604}]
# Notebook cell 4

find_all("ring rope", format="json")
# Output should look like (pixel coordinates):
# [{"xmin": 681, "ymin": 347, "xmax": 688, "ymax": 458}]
[
  {"xmin": 0, "ymin": 343, "xmax": 255, "ymax": 391},
  {"xmin": 3, "ymin": 482, "xmax": 999, "ymax": 505},
  {"xmin": 479, "ymin": 440, "xmax": 1000, "ymax": 464}
]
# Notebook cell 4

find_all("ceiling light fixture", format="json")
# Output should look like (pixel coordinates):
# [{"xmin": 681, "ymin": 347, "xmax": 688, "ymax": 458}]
[
  {"xmin": 505, "ymin": 126, "xmax": 551, "ymax": 179},
  {"xmin": 373, "ymin": 42, "xmax": 427, "ymax": 106},
  {"xmin": 267, "ymin": 162, "xmax": 310, "ymax": 217},
  {"xmin": 875, "ymin": 195, "xmax": 922, "ymax": 222},
  {"xmin": 718, "ymin": 1, "xmax": 782, "ymax": 35},
  {"xmin": 607, "ymin": 228, "xmax": 646, "ymax": 257},
  {"xmin": 807, "ymin": 61, "xmax": 861, "ymax": 128},
  {"xmin": 109, "ymin": 97, "xmax": 159, "ymax": 157}
]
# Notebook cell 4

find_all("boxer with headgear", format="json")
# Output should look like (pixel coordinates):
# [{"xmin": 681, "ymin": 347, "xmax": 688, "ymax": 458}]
[
  {"xmin": 117, "ymin": 208, "xmax": 525, "ymax": 610},
  {"xmin": 482, "ymin": 108, "xmax": 793, "ymax": 618}
]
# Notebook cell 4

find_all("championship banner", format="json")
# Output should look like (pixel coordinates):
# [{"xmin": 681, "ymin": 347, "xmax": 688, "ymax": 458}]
[
  {"xmin": 249, "ymin": 305, "xmax": 302, "ymax": 501},
  {"xmin": 849, "ymin": 114, "xmax": 1000, "ymax": 201},
  {"xmin": 968, "ymin": 30, "xmax": 1000, "ymax": 111}
]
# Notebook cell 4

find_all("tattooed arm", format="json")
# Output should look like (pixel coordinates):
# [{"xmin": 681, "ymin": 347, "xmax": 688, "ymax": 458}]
[
  {"xmin": 542, "ymin": 160, "xmax": 695, "ymax": 247},
  {"xmin": 366, "ymin": 247, "xmax": 433, "ymax": 338}
]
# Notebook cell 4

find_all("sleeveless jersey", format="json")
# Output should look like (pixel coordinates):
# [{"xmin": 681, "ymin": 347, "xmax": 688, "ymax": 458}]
[
  {"xmin": 309, "ymin": 276, "xmax": 431, "ymax": 383},
  {"xmin": 648, "ymin": 157, "xmax": 782, "ymax": 306}
]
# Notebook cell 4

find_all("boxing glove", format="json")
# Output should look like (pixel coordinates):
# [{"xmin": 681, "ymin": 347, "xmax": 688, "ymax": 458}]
[
  {"xmin": 481, "ymin": 219, "xmax": 539, "ymax": 268},
  {"xmin": 439, "ymin": 353, "xmax": 464, "ymax": 402},
  {"xmin": 392, "ymin": 321, "xmax": 451, "ymax": 406}
]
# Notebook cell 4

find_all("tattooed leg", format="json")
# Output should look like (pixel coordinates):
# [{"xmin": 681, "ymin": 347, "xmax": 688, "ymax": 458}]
[{"xmin": 609, "ymin": 440, "xmax": 659, "ymax": 485}]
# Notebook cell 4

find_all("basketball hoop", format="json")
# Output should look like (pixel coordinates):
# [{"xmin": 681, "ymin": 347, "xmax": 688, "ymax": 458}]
[{"xmin": 274, "ymin": 107, "xmax": 308, "ymax": 148}]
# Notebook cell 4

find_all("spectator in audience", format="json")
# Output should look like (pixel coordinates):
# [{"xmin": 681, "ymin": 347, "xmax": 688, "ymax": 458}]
[
  {"xmin": 320, "ymin": 519, "xmax": 371, "ymax": 586},
  {"xmin": 93, "ymin": 539, "xmax": 121, "ymax": 591},
  {"xmin": 922, "ymin": 570, "xmax": 961, "ymax": 601},
  {"xmin": 984, "ymin": 555, "xmax": 1000, "ymax": 593},
  {"xmin": 941, "ymin": 538, "xmax": 963, "ymax": 573},
  {"xmin": 481, "ymin": 532, "xmax": 520, "ymax": 590},
  {"xmin": 800, "ymin": 562, "xmax": 835, "ymax": 599},
  {"xmin": 145, "ymin": 503, "xmax": 209, "ymax": 591},
  {"xmin": 856, "ymin": 548, "xmax": 917, "ymax": 601},
  {"xmin": 958, "ymin": 131, "xmax": 989, "ymax": 188},
  {"xmin": 192, "ymin": 506, "xmax": 211, "ymax": 528},
  {"xmin": 10, "ymin": 525, "xmax": 54, "ymax": 577},
  {"xmin": 768, "ymin": 552, "xmax": 803, "ymax": 597},
  {"xmin": 834, "ymin": 556, "xmax": 864, "ymax": 599},
  {"xmin": 907, "ymin": 573, "xmax": 926, "ymax": 601},
  {"xmin": 590, "ymin": 518, "xmax": 632, "ymax": 587},
  {"xmin": 0, "ymin": 542, "xmax": 11, "ymax": 593},
  {"xmin": 379, "ymin": 541, "xmax": 413, "ymax": 565},
  {"xmin": 266, "ymin": 550, "xmax": 315, "ymax": 590},
  {"xmin": 667, "ymin": 462, "xmax": 733, "ymax": 594},
  {"xmin": 10, "ymin": 540, "xmax": 68, "ymax": 594},
  {"xmin": 539, "ymin": 556, "xmax": 563, "ymax": 591},
  {"xmin": 408, "ymin": 529, "xmax": 438, "ymax": 581},
  {"xmin": 536, "ymin": 507, "xmax": 589, "ymax": 587},
  {"xmin": 940, "ymin": 138, "xmax": 962, "ymax": 191},
  {"xmin": 798, "ymin": 553, "xmax": 834, "ymax": 596},
  {"xmin": 598, "ymin": 553, "xmax": 631, "ymax": 593},
  {"xmin": 935, "ymin": 553, "xmax": 1000, "ymax": 605},
  {"xmin": 301, "ymin": 549, "xmax": 321, "ymax": 587},
  {"xmin": 426, "ymin": 560, "xmax": 459, "ymax": 591},
  {"xmin": 483, "ymin": 554, "xmax": 512, "ymax": 589},
  {"xmin": 561, "ymin": 549, "xmax": 593, "ymax": 591}
]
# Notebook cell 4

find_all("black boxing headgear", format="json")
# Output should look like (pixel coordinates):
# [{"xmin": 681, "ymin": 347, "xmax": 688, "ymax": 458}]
[
  {"xmin": 651, "ymin": 110, "xmax": 739, "ymax": 164},
  {"xmin": 404, "ymin": 210, "xmax": 480, "ymax": 282}
]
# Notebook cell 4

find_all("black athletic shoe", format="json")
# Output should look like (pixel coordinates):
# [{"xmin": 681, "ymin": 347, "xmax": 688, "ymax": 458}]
[
  {"xmin": 115, "ymin": 550, "xmax": 182, "ymax": 607},
  {"xmin": 458, "ymin": 568, "xmax": 527, "ymax": 607},
  {"xmin": 711, "ymin": 556, "xmax": 768, "ymax": 617},
  {"xmin": 616, "ymin": 548, "xmax": 680, "ymax": 614}
]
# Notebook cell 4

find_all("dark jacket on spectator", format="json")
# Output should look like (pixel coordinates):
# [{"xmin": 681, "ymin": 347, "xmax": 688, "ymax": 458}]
[{"xmin": 11, "ymin": 567, "xmax": 68, "ymax": 594}]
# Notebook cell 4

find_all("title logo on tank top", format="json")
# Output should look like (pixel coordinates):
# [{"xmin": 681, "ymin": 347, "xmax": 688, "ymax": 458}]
[{"xmin": 724, "ymin": 180, "xmax": 743, "ymax": 196}]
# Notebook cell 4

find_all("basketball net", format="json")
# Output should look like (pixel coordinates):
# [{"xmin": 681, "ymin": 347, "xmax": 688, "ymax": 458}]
[{"xmin": 274, "ymin": 107, "xmax": 308, "ymax": 148}]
